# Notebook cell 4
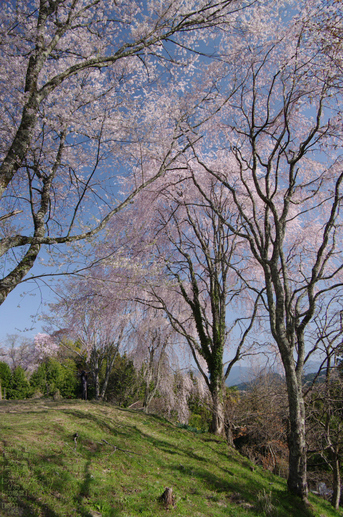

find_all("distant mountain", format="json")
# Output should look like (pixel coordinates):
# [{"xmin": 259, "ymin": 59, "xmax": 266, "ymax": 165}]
[
  {"xmin": 226, "ymin": 370, "xmax": 284, "ymax": 392},
  {"xmin": 225, "ymin": 366, "xmax": 257, "ymax": 387},
  {"xmin": 303, "ymin": 361, "xmax": 322, "ymax": 374},
  {"xmin": 302, "ymin": 371, "xmax": 326, "ymax": 386},
  {"xmin": 225, "ymin": 360, "xmax": 324, "ymax": 391}
]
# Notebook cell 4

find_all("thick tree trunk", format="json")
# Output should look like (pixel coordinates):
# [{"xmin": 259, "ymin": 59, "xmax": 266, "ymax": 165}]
[
  {"xmin": 284, "ymin": 366, "xmax": 308, "ymax": 500},
  {"xmin": 225, "ymin": 418, "xmax": 234, "ymax": 447},
  {"xmin": 210, "ymin": 386, "xmax": 225, "ymax": 435},
  {"xmin": 100, "ymin": 368, "xmax": 110, "ymax": 401},
  {"xmin": 0, "ymin": 242, "xmax": 41, "ymax": 305},
  {"xmin": 99, "ymin": 366, "xmax": 111, "ymax": 401}
]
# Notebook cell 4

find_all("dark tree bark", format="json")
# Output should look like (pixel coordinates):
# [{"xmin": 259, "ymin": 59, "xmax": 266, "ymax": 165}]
[{"xmin": 81, "ymin": 370, "xmax": 88, "ymax": 401}]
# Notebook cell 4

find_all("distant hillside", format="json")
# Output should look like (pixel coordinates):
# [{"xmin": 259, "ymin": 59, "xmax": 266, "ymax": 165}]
[
  {"xmin": 226, "ymin": 361, "xmax": 324, "ymax": 390},
  {"xmin": 0, "ymin": 399, "xmax": 339, "ymax": 517},
  {"xmin": 225, "ymin": 366, "xmax": 257, "ymax": 387},
  {"xmin": 302, "ymin": 371, "xmax": 326, "ymax": 386},
  {"xmin": 227, "ymin": 372, "xmax": 284, "ymax": 392}
]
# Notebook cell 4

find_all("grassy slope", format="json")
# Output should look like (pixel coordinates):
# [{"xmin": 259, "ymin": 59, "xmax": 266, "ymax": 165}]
[{"xmin": 0, "ymin": 399, "xmax": 341, "ymax": 517}]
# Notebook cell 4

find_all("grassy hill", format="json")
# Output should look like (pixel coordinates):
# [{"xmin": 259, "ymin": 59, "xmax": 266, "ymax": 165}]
[{"xmin": 0, "ymin": 399, "xmax": 340, "ymax": 517}]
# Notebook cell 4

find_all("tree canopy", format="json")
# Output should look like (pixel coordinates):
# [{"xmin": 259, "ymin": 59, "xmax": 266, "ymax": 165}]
[{"xmin": 2, "ymin": 0, "xmax": 343, "ymax": 505}]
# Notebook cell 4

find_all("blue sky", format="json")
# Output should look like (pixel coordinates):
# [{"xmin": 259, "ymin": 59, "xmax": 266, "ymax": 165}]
[{"xmin": 0, "ymin": 277, "xmax": 52, "ymax": 345}]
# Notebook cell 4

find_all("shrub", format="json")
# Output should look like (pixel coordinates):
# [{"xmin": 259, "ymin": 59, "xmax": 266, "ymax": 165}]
[
  {"xmin": 30, "ymin": 358, "xmax": 78, "ymax": 398},
  {"xmin": 7, "ymin": 367, "xmax": 32, "ymax": 399},
  {"xmin": 0, "ymin": 361, "xmax": 11, "ymax": 398},
  {"xmin": 106, "ymin": 354, "xmax": 142, "ymax": 407}
]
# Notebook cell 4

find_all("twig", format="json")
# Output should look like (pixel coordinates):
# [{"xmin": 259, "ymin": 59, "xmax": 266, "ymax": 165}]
[
  {"xmin": 63, "ymin": 442, "xmax": 82, "ymax": 456},
  {"xmin": 101, "ymin": 439, "xmax": 139, "ymax": 456},
  {"xmin": 0, "ymin": 209, "xmax": 23, "ymax": 222}
]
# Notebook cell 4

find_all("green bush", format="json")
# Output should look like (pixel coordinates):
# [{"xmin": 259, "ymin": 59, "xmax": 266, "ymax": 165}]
[
  {"xmin": 30, "ymin": 358, "xmax": 78, "ymax": 398},
  {"xmin": 0, "ymin": 361, "xmax": 11, "ymax": 398},
  {"xmin": 187, "ymin": 391, "xmax": 211, "ymax": 431},
  {"xmin": 188, "ymin": 413, "xmax": 209, "ymax": 432},
  {"xmin": 7, "ymin": 366, "xmax": 32, "ymax": 399},
  {"xmin": 106, "ymin": 354, "xmax": 143, "ymax": 407}
]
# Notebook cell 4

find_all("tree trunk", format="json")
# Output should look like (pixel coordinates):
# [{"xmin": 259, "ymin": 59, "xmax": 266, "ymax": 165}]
[
  {"xmin": 94, "ymin": 371, "xmax": 99, "ymax": 400},
  {"xmin": 331, "ymin": 450, "xmax": 341, "ymax": 510},
  {"xmin": 143, "ymin": 350, "xmax": 154, "ymax": 413},
  {"xmin": 284, "ymin": 366, "xmax": 308, "ymax": 500},
  {"xmin": 100, "ymin": 350, "xmax": 118, "ymax": 401},
  {"xmin": 225, "ymin": 418, "xmax": 234, "ymax": 447},
  {"xmin": 143, "ymin": 340, "xmax": 168, "ymax": 413},
  {"xmin": 210, "ymin": 386, "xmax": 225, "ymax": 435},
  {"xmin": 91, "ymin": 350, "xmax": 100, "ymax": 400},
  {"xmin": 143, "ymin": 367, "xmax": 153, "ymax": 413}
]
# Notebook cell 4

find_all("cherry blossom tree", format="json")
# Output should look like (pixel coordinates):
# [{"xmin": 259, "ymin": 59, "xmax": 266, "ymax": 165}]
[
  {"xmin": 127, "ymin": 307, "xmax": 176, "ymax": 413},
  {"xmin": 183, "ymin": 0, "xmax": 343, "ymax": 499},
  {"xmin": 43, "ymin": 275, "xmax": 133, "ymax": 400},
  {"xmin": 111, "ymin": 172, "xmax": 262, "ymax": 435},
  {"xmin": 0, "ymin": 0, "xmax": 250, "ymax": 305},
  {"xmin": 33, "ymin": 332, "xmax": 60, "ymax": 360},
  {"xmin": 0, "ymin": 334, "xmax": 36, "ymax": 371}
]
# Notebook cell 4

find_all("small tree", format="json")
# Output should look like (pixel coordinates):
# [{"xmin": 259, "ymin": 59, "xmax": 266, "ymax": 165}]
[
  {"xmin": 0, "ymin": 334, "xmax": 36, "ymax": 372},
  {"xmin": 105, "ymin": 354, "xmax": 142, "ymax": 407},
  {"xmin": 306, "ymin": 372, "xmax": 343, "ymax": 510},
  {"xmin": 44, "ymin": 279, "xmax": 132, "ymax": 400},
  {"xmin": 7, "ymin": 366, "xmax": 32, "ymax": 399},
  {"xmin": 305, "ymin": 302, "xmax": 343, "ymax": 510},
  {"xmin": 0, "ymin": 361, "xmax": 11, "ymax": 399},
  {"xmin": 127, "ymin": 308, "xmax": 176, "ymax": 413},
  {"xmin": 233, "ymin": 370, "xmax": 289, "ymax": 475}
]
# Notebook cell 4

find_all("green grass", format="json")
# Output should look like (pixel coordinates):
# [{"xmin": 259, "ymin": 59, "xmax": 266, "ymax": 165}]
[{"xmin": 0, "ymin": 398, "xmax": 341, "ymax": 517}]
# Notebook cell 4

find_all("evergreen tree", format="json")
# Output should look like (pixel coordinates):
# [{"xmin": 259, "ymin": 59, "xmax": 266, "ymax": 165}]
[
  {"xmin": 30, "ymin": 358, "xmax": 78, "ymax": 398},
  {"xmin": 0, "ymin": 361, "xmax": 11, "ymax": 399},
  {"xmin": 7, "ymin": 367, "xmax": 32, "ymax": 399},
  {"xmin": 106, "ymin": 354, "xmax": 142, "ymax": 407}
]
